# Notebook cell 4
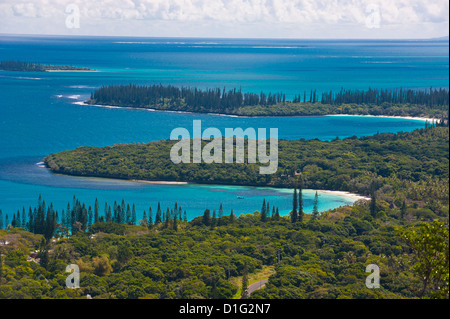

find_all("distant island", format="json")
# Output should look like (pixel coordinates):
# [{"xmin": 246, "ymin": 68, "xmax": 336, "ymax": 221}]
[
  {"xmin": 0, "ymin": 60, "xmax": 95, "ymax": 72},
  {"xmin": 86, "ymin": 84, "xmax": 449, "ymax": 119}
]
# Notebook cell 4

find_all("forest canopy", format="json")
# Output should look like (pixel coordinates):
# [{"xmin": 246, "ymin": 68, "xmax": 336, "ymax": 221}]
[{"xmin": 44, "ymin": 126, "xmax": 449, "ymax": 196}]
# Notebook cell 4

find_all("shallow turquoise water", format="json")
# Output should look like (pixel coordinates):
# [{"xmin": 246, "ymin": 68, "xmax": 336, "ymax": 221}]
[{"xmin": 0, "ymin": 36, "xmax": 447, "ymax": 220}]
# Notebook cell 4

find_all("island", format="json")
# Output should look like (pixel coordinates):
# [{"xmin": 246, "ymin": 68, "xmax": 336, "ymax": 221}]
[
  {"xmin": 86, "ymin": 84, "xmax": 449, "ymax": 119},
  {"xmin": 44, "ymin": 125, "xmax": 449, "ymax": 197},
  {"xmin": 0, "ymin": 60, "xmax": 95, "ymax": 72}
]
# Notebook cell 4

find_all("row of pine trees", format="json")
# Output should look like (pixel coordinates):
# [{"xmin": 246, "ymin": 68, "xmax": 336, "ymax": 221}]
[
  {"xmin": 290, "ymin": 179, "xmax": 320, "ymax": 223},
  {"xmin": 90, "ymin": 84, "xmax": 284, "ymax": 111},
  {"xmin": 90, "ymin": 84, "xmax": 449, "ymax": 112},
  {"xmin": 1, "ymin": 182, "xmax": 321, "ymax": 238},
  {"xmin": 300, "ymin": 87, "xmax": 449, "ymax": 107},
  {"xmin": 199, "ymin": 178, "xmax": 321, "ymax": 227},
  {"xmin": 0, "ymin": 195, "xmax": 191, "ymax": 239}
]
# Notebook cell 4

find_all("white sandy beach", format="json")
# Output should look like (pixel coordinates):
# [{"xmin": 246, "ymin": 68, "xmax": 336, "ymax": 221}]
[
  {"xmin": 79, "ymin": 100, "xmax": 439, "ymax": 122},
  {"xmin": 130, "ymin": 178, "xmax": 368, "ymax": 201},
  {"xmin": 46, "ymin": 70, "xmax": 98, "ymax": 72},
  {"xmin": 318, "ymin": 189, "xmax": 371, "ymax": 201},
  {"xmin": 325, "ymin": 114, "xmax": 439, "ymax": 122},
  {"xmin": 73, "ymin": 101, "xmax": 123, "ymax": 108},
  {"xmin": 131, "ymin": 180, "xmax": 189, "ymax": 185}
]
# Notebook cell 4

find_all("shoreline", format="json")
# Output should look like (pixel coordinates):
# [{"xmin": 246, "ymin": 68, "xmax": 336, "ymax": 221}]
[
  {"xmin": 126, "ymin": 180, "xmax": 371, "ymax": 202},
  {"xmin": 41, "ymin": 160, "xmax": 368, "ymax": 202},
  {"xmin": 79, "ymin": 101, "xmax": 439, "ymax": 121},
  {"xmin": 131, "ymin": 179, "xmax": 189, "ymax": 185},
  {"xmin": 325, "ymin": 114, "xmax": 438, "ymax": 122},
  {"xmin": 132, "ymin": 178, "xmax": 369, "ymax": 201},
  {"xmin": 44, "ymin": 162, "xmax": 367, "ymax": 203},
  {"xmin": 318, "ymin": 190, "xmax": 370, "ymax": 201},
  {"xmin": 45, "ymin": 69, "xmax": 98, "ymax": 72}
]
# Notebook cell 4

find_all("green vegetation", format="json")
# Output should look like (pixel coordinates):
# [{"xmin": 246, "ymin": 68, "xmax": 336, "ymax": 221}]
[
  {"xmin": 230, "ymin": 265, "xmax": 274, "ymax": 299},
  {"xmin": 87, "ymin": 84, "xmax": 449, "ymax": 119},
  {"xmin": 0, "ymin": 60, "xmax": 94, "ymax": 72},
  {"xmin": 0, "ymin": 194, "xmax": 448, "ymax": 299},
  {"xmin": 1, "ymin": 125, "xmax": 448, "ymax": 299},
  {"xmin": 44, "ymin": 126, "xmax": 449, "ymax": 198}
]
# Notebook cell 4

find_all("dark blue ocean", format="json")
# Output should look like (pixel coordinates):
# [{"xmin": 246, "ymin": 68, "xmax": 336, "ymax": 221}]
[{"xmin": 0, "ymin": 35, "xmax": 448, "ymax": 221}]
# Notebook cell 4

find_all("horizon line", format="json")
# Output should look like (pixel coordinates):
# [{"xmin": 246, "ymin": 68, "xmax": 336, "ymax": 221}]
[{"xmin": 0, "ymin": 32, "xmax": 449, "ymax": 41}]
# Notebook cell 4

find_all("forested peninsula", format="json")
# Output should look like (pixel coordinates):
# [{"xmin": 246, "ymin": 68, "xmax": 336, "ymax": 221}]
[
  {"xmin": 44, "ymin": 125, "xmax": 449, "ymax": 197},
  {"xmin": 87, "ymin": 84, "xmax": 449, "ymax": 118},
  {"xmin": 0, "ymin": 60, "xmax": 94, "ymax": 72}
]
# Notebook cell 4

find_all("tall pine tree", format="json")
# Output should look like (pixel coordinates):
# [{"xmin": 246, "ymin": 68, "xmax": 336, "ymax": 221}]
[
  {"xmin": 94, "ymin": 198, "xmax": 99, "ymax": 224},
  {"xmin": 0, "ymin": 209, "xmax": 4, "ymax": 229},
  {"xmin": 148, "ymin": 206, "xmax": 153, "ymax": 226},
  {"xmin": 261, "ymin": 199, "xmax": 267, "ymax": 222},
  {"xmin": 291, "ymin": 187, "xmax": 298, "ymax": 223},
  {"xmin": 312, "ymin": 191, "xmax": 319, "ymax": 219},
  {"xmin": 298, "ymin": 178, "xmax": 304, "ymax": 222},
  {"xmin": 87, "ymin": 206, "xmax": 93, "ymax": 229},
  {"xmin": 202, "ymin": 209, "xmax": 211, "ymax": 226},
  {"xmin": 131, "ymin": 204, "xmax": 136, "ymax": 225},
  {"xmin": 230, "ymin": 210, "xmax": 235, "ymax": 223},
  {"xmin": 155, "ymin": 202, "xmax": 162, "ymax": 224},
  {"xmin": 126, "ymin": 204, "xmax": 131, "ymax": 224},
  {"xmin": 173, "ymin": 214, "xmax": 178, "ymax": 231}
]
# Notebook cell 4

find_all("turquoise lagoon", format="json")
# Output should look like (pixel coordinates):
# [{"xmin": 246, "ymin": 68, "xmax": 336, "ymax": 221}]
[{"xmin": 0, "ymin": 36, "xmax": 447, "ymax": 220}]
